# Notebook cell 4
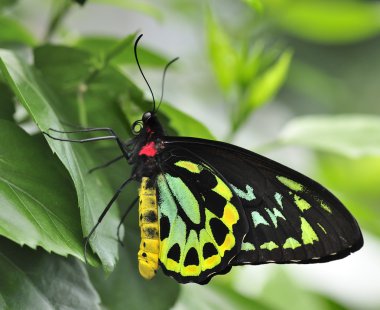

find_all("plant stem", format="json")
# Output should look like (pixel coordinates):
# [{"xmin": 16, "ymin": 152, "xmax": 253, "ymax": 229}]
[
  {"xmin": 77, "ymin": 83, "xmax": 88, "ymax": 127},
  {"xmin": 44, "ymin": 0, "xmax": 72, "ymax": 42}
]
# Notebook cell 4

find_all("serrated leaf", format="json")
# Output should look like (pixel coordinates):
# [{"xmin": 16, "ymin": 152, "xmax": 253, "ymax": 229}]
[
  {"xmin": 0, "ymin": 120, "xmax": 85, "ymax": 259},
  {"xmin": 278, "ymin": 115, "xmax": 380, "ymax": 158},
  {"xmin": 268, "ymin": 0, "xmax": 380, "ymax": 44},
  {"xmin": 0, "ymin": 49, "xmax": 120, "ymax": 270},
  {"xmin": 0, "ymin": 16, "xmax": 36, "ymax": 46},
  {"xmin": 0, "ymin": 237, "xmax": 101, "ymax": 309}
]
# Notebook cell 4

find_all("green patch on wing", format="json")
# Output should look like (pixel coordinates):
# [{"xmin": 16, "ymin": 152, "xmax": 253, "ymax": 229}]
[
  {"xmin": 277, "ymin": 176, "xmax": 304, "ymax": 192},
  {"xmin": 283, "ymin": 237, "xmax": 301, "ymax": 249},
  {"xmin": 260, "ymin": 241, "xmax": 279, "ymax": 251},
  {"xmin": 300, "ymin": 217, "xmax": 319, "ymax": 245},
  {"xmin": 251, "ymin": 211, "xmax": 270, "ymax": 227},
  {"xmin": 231, "ymin": 184, "xmax": 256, "ymax": 201}
]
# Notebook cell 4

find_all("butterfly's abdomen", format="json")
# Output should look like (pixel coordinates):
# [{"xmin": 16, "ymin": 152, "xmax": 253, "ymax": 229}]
[{"xmin": 138, "ymin": 177, "xmax": 160, "ymax": 279}]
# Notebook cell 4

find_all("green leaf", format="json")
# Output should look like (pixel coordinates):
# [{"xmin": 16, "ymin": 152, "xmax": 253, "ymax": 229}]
[
  {"xmin": 259, "ymin": 269, "xmax": 350, "ymax": 310},
  {"xmin": 0, "ymin": 83, "xmax": 14, "ymax": 121},
  {"xmin": 0, "ymin": 16, "xmax": 36, "ymax": 46},
  {"xmin": 159, "ymin": 103, "xmax": 215, "ymax": 139},
  {"xmin": 278, "ymin": 115, "xmax": 380, "ymax": 158},
  {"xmin": 0, "ymin": 237, "xmax": 101, "ymax": 309},
  {"xmin": 233, "ymin": 49, "xmax": 292, "ymax": 131},
  {"xmin": 0, "ymin": 0, "xmax": 17, "ymax": 11},
  {"xmin": 242, "ymin": 0, "xmax": 264, "ymax": 13},
  {"xmin": 0, "ymin": 49, "xmax": 120, "ymax": 270},
  {"xmin": 175, "ymin": 282, "xmax": 272, "ymax": 310},
  {"xmin": 317, "ymin": 155, "xmax": 380, "ymax": 238},
  {"xmin": 0, "ymin": 120, "xmax": 85, "ymax": 259},
  {"xmin": 207, "ymin": 11, "xmax": 239, "ymax": 91},
  {"xmin": 74, "ymin": 36, "xmax": 169, "ymax": 67},
  {"xmin": 89, "ymin": 226, "xmax": 180, "ymax": 310},
  {"xmin": 267, "ymin": 0, "xmax": 380, "ymax": 44},
  {"xmin": 91, "ymin": 0, "xmax": 162, "ymax": 20},
  {"xmin": 34, "ymin": 44, "xmax": 141, "ymax": 133},
  {"xmin": 121, "ymin": 100, "xmax": 215, "ymax": 140}
]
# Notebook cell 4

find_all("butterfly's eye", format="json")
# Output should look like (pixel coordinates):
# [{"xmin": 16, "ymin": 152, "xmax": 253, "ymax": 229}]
[
  {"xmin": 132, "ymin": 120, "xmax": 143, "ymax": 135},
  {"xmin": 142, "ymin": 112, "xmax": 152, "ymax": 123}
]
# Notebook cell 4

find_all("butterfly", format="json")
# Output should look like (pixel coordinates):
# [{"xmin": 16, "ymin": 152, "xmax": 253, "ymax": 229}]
[{"xmin": 45, "ymin": 34, "xmax": 363, "ymax": 284}]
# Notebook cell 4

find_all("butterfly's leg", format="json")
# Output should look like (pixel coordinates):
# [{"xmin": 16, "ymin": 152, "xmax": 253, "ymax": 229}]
[
  {"xmin": 88, "ymin": 155, "xmax": 125, "ymax": 174},
  {"xmin": 44, "ymin": 127, "xmax": 130, "ymax": 159},
  {"xmin": 84, "ymin": 175, "xmax": 136, "ymax": 263},
  {"xmin": 117, "ymin": 197, "xmax": 139, "ymax": 246}
]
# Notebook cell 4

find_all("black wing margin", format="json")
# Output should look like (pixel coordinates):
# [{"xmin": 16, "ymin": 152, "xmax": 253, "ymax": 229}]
[{"xmin": 162, "ymin": 137, "xmax": 364, "ymax": 266}]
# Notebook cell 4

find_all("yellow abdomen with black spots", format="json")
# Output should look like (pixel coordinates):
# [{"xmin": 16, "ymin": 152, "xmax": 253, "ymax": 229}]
[{"xmin": 138, "ymin": 177, "xmax": 159, "ymax": 279}]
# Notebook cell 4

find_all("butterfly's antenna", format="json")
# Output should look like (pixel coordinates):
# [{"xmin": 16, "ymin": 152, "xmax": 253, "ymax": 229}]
[
  {"xmin": 157, "ymin": 57, "xmax": 179, "ymax": 113},
  {"xmin": 134, "ymin": 34, "xmax": 156, "ymax": 111}
]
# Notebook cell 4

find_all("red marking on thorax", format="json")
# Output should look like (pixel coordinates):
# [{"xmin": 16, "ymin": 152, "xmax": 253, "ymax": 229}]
[{"xmin": 139, "ymin": 141, "xmax": 157, "ymax": 157}]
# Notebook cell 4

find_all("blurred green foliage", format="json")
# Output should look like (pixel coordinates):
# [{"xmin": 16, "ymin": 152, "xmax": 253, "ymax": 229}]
[{"xmin": 0, "ymin": 0, "xmax": 379, "ymax": 309}]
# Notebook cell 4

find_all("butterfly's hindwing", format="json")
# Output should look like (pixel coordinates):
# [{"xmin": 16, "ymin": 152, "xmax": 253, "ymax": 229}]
[
  {"xmin": 156, "ymin": 155, "xmax": 248, "ymax": 283},
  {"xmin": 162, "ymin": 137, "xmax": 363, "ymax": 267}
]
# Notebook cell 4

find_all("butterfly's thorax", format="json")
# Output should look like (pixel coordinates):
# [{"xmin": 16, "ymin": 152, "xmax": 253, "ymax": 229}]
[
  {"xmin": 131, "ymin": 114, "xmax": 165, "ymax": 180},
  {"xmin": 138, "ymin": 177, "xmax": 160, "ymax": 279}
]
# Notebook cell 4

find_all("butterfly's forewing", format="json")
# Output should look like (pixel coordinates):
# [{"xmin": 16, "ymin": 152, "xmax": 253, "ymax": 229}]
[
  {"xmin": 162, "ymin": 137, "xmax": 363, "ymax": 266},
  {"xmin": 156, "ymin": 152, "xmax": 249, "ymax": 283}
]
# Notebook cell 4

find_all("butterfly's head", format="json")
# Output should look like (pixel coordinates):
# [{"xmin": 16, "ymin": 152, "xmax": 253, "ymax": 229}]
[{"xmin": 132, "ymin": 111, "xmax": 164, "ymax": 136}]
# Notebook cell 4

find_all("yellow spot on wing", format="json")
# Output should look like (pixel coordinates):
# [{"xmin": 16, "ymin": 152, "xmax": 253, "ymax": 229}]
[
  {"xmin": 166, "ymin": 258, "xmax": 180, "ymax": 272},
  {"xmin": 219, "ymin": 234, "xmax": 235, "ymax": 254},
  {"xmin": 175, "ymin": 160, "xmax": 201, "ymax": 173},
  {"xmin": 222, "ymin": 203, "xmax": 239, "ymax": 228},
  {"xmin": 203, "ymin": 255, "xmax": 221, "ymax": 270},
  {"xmin": 213, "ymin": 176, "xmax": 233, "ymax": 201},
  {"xmin": 182, "ymin": 265, "xmax": 201, "ymax": 277}
]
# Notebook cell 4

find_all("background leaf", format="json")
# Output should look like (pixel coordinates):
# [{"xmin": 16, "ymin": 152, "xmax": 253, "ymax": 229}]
[
  {"xmin": 0, "ymin": 237, "xmax": 101, "ymax": 309},
  {"xmin": 207, "ymin": 11, "xmax": 239, "ymax": 91},
  {"xmin": 0, "ymin": 16, "xmax": 36, "ymax": 46},
  {"xmin": 233, "ymin": 49, "xmax": 293, "ymax": 131},
  {"xmin": 74, "ymin": 36, "xmax": 169, "ymax": 67},
  {"xmin": 277, "ymin": 115, "xmax": 380, "ymax": 158},
  {"xmin": 266, "ymin": 0, "xmax": 380, "ymax": 44},
  {"xmin": 316, "ymin": 155, "xmax": 380, "ymax": 238},
  {"xmin": 258, "ymin": 269, "xmax": 349, "ymax": 310}
]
